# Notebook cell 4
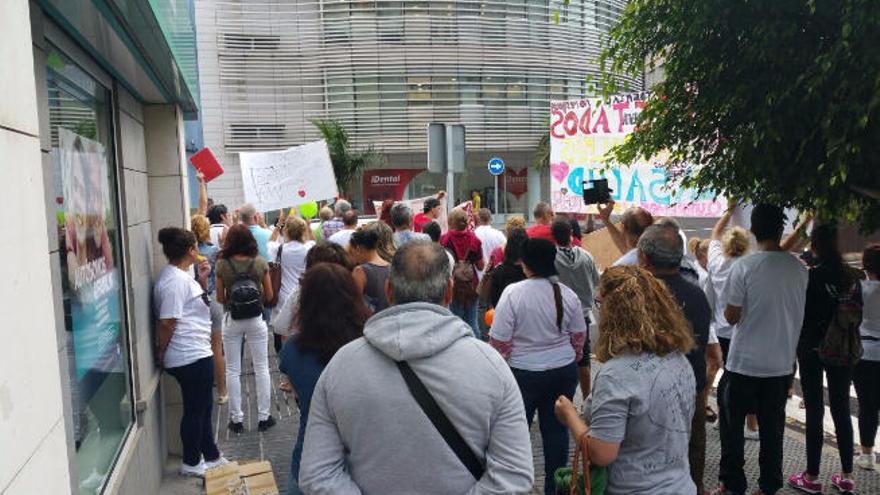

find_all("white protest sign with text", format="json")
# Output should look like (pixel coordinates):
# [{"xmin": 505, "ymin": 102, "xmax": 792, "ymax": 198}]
[{"xmin": 240, "ymin": 140, "xmax": 338, "ymax": 212}]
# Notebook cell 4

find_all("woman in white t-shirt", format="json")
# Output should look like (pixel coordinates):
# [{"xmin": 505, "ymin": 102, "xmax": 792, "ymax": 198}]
[
  {"xmin": 270, "ymin": 217, "xmax": 315, "ymax": 350},
  {"xmin": 489, "ymin": 238, "xmax": 586, "ymax": 495},
  {"xmin": 855, "ymin": 244, "xmax": 880, "ymax": 471},
  {"xmin": 154, "ymin": 227, "xmax": 228, "ymax": 477}
]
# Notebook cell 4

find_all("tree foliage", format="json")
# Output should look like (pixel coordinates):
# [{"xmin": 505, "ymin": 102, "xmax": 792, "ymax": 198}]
[
  {"xmin": 310, "ymin": 119, "xmax": 385, "ymax": 196},
  {"xmin": 599, "ymin": 0, "xmax": 880, "ymax": 232}
]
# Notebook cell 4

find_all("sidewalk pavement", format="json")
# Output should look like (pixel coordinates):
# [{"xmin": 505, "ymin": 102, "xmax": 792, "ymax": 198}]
[{"xmin": 160, "ymin": 352, "xmax": 880, "ymax": 494}]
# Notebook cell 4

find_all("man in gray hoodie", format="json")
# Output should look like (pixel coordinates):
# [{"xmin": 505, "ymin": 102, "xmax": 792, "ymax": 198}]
[
  {"xmin": 552, "ymin": 218, "xmax": 600, "ymax": 399},
  {"xmin": 299, "ymin": 241, "xmax": 534, "ymax": 495}
]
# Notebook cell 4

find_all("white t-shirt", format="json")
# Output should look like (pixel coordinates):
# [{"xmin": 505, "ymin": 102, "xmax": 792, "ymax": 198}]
[
  {"xmin": 474, "ymin": 225, "xmax": 506, "ymax": 280},
  {"xmin": 707, "ymin": 240, "xmax": 739, "ymax": 339},
  {"xmin": 153, "ymin": 265, "xmax": 213, "ymax": 369},
  {"xmin": 209, "ymin": 224, "xmax": 226, "ymax": 248},
  {"xmin": 327, "ymin": 228, "xmax": 356, "ymax": 249},
  {"xmin": 489, "ymin": 278, "xmax": 587, "ymax": 371},
  {"xmin": 722, "ymin": 251, "xmax": 808, "ymax": 377},
  {"xmin": 277, "ymin": 240, "xmax": 315, "ymax": 303},
  {"xmin": 860, "ymin": 280, "xmax": 880, "ymax": 361},
  {"xmin": 612, "ymin": 248, "xmax": 639, "ymax": 267}
]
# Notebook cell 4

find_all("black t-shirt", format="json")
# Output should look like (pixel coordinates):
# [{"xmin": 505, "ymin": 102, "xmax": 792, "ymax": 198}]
[{"xmin": 658, "ymin": 273, "xmax": 711, "ymax": 393}]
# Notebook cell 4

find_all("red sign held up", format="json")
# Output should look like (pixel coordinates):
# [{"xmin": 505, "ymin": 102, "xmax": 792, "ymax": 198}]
[{"xmin": 189, "ymin": 147, "xmax": 224, "ymax": 182}]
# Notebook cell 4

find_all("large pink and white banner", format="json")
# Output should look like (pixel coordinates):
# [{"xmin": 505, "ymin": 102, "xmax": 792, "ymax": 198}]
[{"xmin": 549, "ymin": 93, "xmax": 726, "ymax": 217}]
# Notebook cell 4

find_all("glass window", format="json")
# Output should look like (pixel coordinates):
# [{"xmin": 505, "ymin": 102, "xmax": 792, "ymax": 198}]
[
  {"xmin": 482, "ymin": 76, "xmax": 505, "ymax": 106},
  {"xmin": 377, "ymin": 1, "xmax": 403, "ymax": 41},
  {"xmin": 355, "ymin": 76, "xmax": 380, "ymax": 109},
  {"xmin": 528, "ymin": 76, "xmax": 548, "ymax": 107},
  {"xmin": 459, "ymin": 76, "xmax": 481, "ymax": 105},
  {"xmin": 327, "ymin": 75, "xmax": 355, "ymax": 111},
  {"xmin": 406, "ymin": 76, "xmax": 432, "ymax": 106},
  {"xmin": 432, "ymin": 76, "xmax": 458, "ymax": 106},
  {"xmin": 379, "ymin": 76, "xmax": 406, "ymax": 109},
  {"xmin": 549, "ymin": 78, "xmax": 566, "ymax": 100},
  {"xmin": 508, "ymin": 77, "xmax": 527, "ymax": 106},
  {"xmin": 46, "ymin": 46, "xmax": 132, "ymax": 495}
]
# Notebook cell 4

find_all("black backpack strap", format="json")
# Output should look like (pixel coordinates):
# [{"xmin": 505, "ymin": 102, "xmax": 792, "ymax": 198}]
[
  {"xmin": 396, "ymin": 361, "xmax": 485, "ymax": 480},
  {"xmin": 552, "ymin": 281, "xmax": 563, "ymax": 331}
]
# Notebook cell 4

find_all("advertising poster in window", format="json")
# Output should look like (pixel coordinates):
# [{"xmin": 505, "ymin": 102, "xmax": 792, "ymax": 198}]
[
  {"xmin": 549, "ymin": 92, "xmax": 726, "ymax": 217},
  {"xmin": 59, "ymin": 128, "xmax": 123, "ymax": 381}
]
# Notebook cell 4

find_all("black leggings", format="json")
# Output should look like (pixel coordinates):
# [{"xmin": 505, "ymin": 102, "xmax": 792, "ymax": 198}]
[
  {"xmin": 854, "ymin": 359, "xmax": 880, "ymax": 449},
  {"xmin": 798, "ymin": 350, "xmax": 853, "ymax": 474},
  {"xmin": 167, "ymin": 356, "xmax": 220, "ymax": 466}
]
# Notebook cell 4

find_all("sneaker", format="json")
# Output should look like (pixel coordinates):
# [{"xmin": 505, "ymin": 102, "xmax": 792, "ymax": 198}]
[
  {"xmin": 217, "ymin": 394, "xmax": 229, "ymax": 405},
  {"xmin": 830, "ymin": 473, "xmax": 855, "ymax": 493},
  {"xmin": 787, "ymin": 471, "xmax": 822, "ymax": 494},
  {"xmin": 228, "ymin": 421, "xmax": 244, "ymax": 434},
  {"xmin": 204, "ymin": 455, "xmax": 230, "ymax": 470},
  {"xmin": 856, "ymin": 452, "xmax": 876, "ymax": 471},
  {"xmin": 744, "ymin": 426, "xmax": 760, "ymax": 441},
  {"xmin": 180, "ymin": 460, "xmax": 206, "ymax": 478},
  {"xmin": 258, "ymin": 415, "xmax": 276, "ymax": 432}
]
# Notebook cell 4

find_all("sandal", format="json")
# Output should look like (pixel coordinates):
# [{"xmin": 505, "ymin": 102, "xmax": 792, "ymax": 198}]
[{"xmin": 705, "ymin": 405, "xmax": 718, "ymax": 423}]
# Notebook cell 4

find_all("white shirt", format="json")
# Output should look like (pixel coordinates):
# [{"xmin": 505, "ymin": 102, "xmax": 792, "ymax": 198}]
[
  {"xmin": 707, "ymin": 240, "xmax": 738, "ymax": 339},
  {"xmin": 278, "ymin": 240, "xmax": 315, "ymax": 303},
  {"xmin": 612, "ymin": 248, "xmax": 640, "ymax": 267},
  {"xmin": 860, "ymin": 280, "xmax": 880, "ymax": 361},
  {"xmin": 474, "ymin": 225, "xmax": 506, "ymax": 280},
  {"xmin": 490, "ymin": 278, "xmax": 587, "ymax": 371},
  {"xmin": 153, "ymin": 265, "xmax": 213, "ymax": 368},
  {"xmin": 328, "ymin": 228, "xmax": 356, "ymax": 249},
  {"xmin": 722, "ymin": 251, "xmax": 808, "ymax": 377},
  {"xmin": 209, "ymin": 224, "xmax": 226, "ymax": 247}
]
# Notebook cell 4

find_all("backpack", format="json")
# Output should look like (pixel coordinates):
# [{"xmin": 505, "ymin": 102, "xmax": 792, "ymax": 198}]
[
  {"xmin": 818, "ymin": 267, "xmax": 864, "ymax": 367},
  {"xmin": 227, "ymin": 259, "xmax": 263, "ymax": 320},
  {"xmin": 443, "ymin": 239, "xmax": 478, "ymax": 305}
]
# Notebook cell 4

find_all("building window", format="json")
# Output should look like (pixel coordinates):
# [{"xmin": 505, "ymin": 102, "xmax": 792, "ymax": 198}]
[
  {"xmin": 227, "ymin": 123, "xmax": 287, "ymax": 151},
  {"xmin": 432, "ymin": 76, "xmax": 458, "ymax": 106},
  {"xmin": 482, "ymin": 76, "xmax": 505, "ymax": 106},
  {"xmin": 507, "ymin": 77, "xmax": 527, "ymax": 106},
  {"xmin": 379, "ymin": 76, "xmax": 406, "ymax": 109},
  {"xmin": 459, "ymin": 76, "xmax": 481, "ymax": 105},
  {"xmin": 46, "ymin": 46, "xmax": 132, "ymax": 494},
  {"xmin": 406, "ymin": 76, "xmax": 431, "ymax": 106}
]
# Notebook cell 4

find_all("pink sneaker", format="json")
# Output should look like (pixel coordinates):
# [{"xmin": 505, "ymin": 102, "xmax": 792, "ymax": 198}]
[
  {"xmin": 830, "ymin": 473, "xmax": 855, "ymax": 493},
  {"xmin": 787, "ymin": 471, "xmax": 823, "ymax": 494}
]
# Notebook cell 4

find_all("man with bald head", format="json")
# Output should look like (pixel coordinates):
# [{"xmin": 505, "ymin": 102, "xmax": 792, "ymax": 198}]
[
  {"xmin": 299, "ymin": 241, "xmax": 533, "ymax": 494},
  {"xmin": 638, "ymin": 224, "xmax": 711, "ymax": 494},
  {"xmin": 597, "ymin": 199, "xmax": 654, "ymax": 266}
]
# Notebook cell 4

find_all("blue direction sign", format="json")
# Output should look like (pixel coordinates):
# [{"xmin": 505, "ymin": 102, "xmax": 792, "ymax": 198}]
[{"xmin": 487, "ymin": 157, "xmax": 505, "ymax": 176}]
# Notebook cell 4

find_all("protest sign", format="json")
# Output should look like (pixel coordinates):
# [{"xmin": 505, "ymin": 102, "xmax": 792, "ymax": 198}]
[
  {"xmin": 580, "ymin": 224, "xmax": 624, "ymax": 271},
  {"xmin": 189, "ymin": 147, "xmax": 224, "ymax": 182},
  {"xmin": 240, "ymin": 140, "xmax": 338, "ymax": 212},
  {"xmin": 550, "ymin": 93, "xmax": 726, "ymax": 217}
]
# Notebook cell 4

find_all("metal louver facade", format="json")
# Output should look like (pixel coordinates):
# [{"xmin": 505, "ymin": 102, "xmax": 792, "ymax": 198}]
[{"xmin": 205, "ymin": 0, "xmax": 636, "ymax": 152}]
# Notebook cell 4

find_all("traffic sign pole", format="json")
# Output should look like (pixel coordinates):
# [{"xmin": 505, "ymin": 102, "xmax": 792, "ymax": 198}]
[
  {"xmin": 487, "ymin": 157, "xmax": 505, "ymax": 215},
  {"xmin": 494, "ymin": 175, "xmax": 499, "ymax": 216}
]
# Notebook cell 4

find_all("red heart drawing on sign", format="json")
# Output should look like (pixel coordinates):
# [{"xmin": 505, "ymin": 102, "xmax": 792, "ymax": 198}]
[
  {"xmin": 550, "ymin": 161, "xmax": 569, "ymax": 183},
  {"xmin": 298, "ymin": 189, "xmax": 306, "ymax": 198}
]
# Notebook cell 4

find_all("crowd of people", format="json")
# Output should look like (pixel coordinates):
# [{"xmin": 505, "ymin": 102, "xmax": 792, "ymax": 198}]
[{"xmin": 153, "ymin": 178, "xmax": 879, "ymax": 495}]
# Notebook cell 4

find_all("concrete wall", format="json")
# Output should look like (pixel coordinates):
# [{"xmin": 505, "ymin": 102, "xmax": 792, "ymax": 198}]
[
  {"xmin": 0, "ymin": 3, "xmax": 194, "ymax": 493},
  {"xmin": 0, "ymin": 1, "xmax": 72, "ymax": 493}
]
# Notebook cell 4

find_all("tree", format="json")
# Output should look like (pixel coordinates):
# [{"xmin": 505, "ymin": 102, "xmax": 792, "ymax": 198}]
[
  {"xmin": 599, "ymin": 0, "xmax": 880, "ymax": 232},
  {"xmin": 309, "ymin": 119, "xmax": 385, "ymax": 196}
]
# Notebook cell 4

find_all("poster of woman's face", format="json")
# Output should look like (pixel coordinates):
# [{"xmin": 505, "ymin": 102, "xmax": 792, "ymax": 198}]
[{"xmin": 59, "ymin": 128, "xmax": 114, "ymax": 291}]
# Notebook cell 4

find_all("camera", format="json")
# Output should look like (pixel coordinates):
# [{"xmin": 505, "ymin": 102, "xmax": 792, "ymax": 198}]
[{"xmin": 582, "ymin": 179, "xmax": 612, "ymax": 205}]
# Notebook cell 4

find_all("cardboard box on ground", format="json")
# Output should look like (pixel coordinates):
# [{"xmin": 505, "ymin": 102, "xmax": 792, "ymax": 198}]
[
  {"xmin": 581, "ymin": 223, "xmax": 623, "ymax": 271},
  {"xmin": 205, "ymin": 461, "xmax": 279, "ymax": 495}
]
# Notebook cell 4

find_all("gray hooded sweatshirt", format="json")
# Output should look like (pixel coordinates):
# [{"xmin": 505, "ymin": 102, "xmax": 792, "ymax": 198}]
[
  {"xmin": 298, "ymin": 302, "xmax": 534, "ymax": 495},
  {"xmin": 554, "ymin": 246, "xmax": 600, "ymax": 320}
]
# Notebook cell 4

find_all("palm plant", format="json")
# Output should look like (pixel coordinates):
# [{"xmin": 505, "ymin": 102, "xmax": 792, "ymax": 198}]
[{"xmin": 310, "ymin": 118, "xmax": 384, "ymax": 196}]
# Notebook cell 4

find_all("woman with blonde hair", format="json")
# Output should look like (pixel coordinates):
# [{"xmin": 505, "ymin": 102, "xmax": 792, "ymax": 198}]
[
  {"xmin": 488, "ymin": 215, "xmax": 527, "ymax": 269},
  {"xmin": 554, "ymin": 265, "xmax": 697, "ymax": 494},
  {"xmin": 362, "ymin": 220, "xmax": 396, "ymax": 263},
  {"xmin": 271, "ymin": 216, "xmax": 315, "ymax": 357},
  {"xmin": 191, "ymin": 214, "xmax": 227, "ymax": 403}
]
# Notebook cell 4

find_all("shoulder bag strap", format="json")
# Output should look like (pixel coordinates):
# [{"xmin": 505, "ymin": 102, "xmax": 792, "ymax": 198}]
[
  {"xmin": 396, "ymin": 361, "xmax": 485, "ymax": 480},
  {"xmin": 552, "ymin": 281, "xmax": 563, "ymax": 331},
  {"xmin": 275, "ymin": 243, "xmax": 283, "ymax": 265}
]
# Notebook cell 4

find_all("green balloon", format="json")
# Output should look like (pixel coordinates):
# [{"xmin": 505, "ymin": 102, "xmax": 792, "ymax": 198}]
[{"xmin": 298, "ymin": 201, "xmax": 319, "ymax": 219}]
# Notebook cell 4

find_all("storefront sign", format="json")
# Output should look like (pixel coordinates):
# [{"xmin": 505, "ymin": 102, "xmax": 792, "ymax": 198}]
[
  {"xmin": 362, "ymin": 168, "xmax": 425, "ymax": 213},
  {"xmin": 549, "ymin": 93, "xmax": 726, "ymax": 216},
  {"xmin": 504, "ymin": 167, "xmax": 528, "ymax": 199}
]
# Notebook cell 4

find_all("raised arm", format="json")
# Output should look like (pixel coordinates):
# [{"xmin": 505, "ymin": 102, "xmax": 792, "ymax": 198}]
[
  {"xmin": 711, "ymin": 207, "xmax": 734, "ymax": 241},
  {"xmin": 780, "ymin": 212, "xmax": 813, "ymax": 252},
  {"xmin": 196, "ymin": 172, "xmax": 208, "ymax": 215},
  {"xmin": 598, "ymin": 200, "xmax": 627, "ymax": 253}
]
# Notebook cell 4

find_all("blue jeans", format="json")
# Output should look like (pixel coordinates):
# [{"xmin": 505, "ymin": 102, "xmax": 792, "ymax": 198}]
[
  {"xmin": 512, "ymin": 362, "xmax": 578, "ymax": 495},
  {"xmin": 449, "ymin": 300, "xmax": 480, "ymax": 339}
]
